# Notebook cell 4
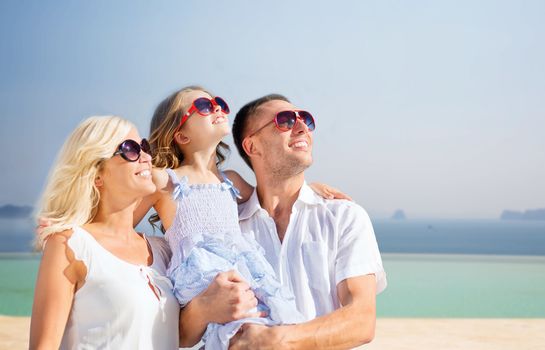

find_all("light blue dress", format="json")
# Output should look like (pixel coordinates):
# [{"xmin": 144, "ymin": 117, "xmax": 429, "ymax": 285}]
[{"xmin": 164, "ymin": 169, "xmax": 304, "ymax": 349}]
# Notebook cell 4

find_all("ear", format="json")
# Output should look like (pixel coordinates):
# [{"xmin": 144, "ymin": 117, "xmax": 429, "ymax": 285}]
[
  {"xmin": 173, "ymin": 131, "xmax": 191, "ymax": 146},
  {"xmin": 242, "ymin": 137, "xmax": 261, "ymax": 160},
  {"xmin": 95, "ymin": 176, "xmax": 103, "ymax": 187}
]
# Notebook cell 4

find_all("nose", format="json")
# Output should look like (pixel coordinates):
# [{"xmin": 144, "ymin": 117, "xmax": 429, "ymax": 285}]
[
  {"xmin": 213, "ymin": 103, "xmax": 222, "ymax": 114},
  {"xmin": 292, "ymin": 115, "xmax": 310, "ymax": 135},
  {"xmin": 140, "ymin": 149, "xmax": 152, "ymax": 162}
]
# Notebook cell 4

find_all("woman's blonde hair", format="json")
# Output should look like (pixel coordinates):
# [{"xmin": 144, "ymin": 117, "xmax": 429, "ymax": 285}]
[
  {"xmin": 35, "ymin": 116, "xmax": 134, "ymax": 249},
  {"xmin": 148, "ymin": 86, "xmax": 230, "ymax": 231}
]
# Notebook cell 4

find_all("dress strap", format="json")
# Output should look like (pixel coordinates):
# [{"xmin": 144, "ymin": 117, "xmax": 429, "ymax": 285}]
[
  {"xmin": 165, "ymin": 168, "xmax": 191, "ymax": 200},
  {"xmin": 220, "ymin": 171, "xmax": 242, "ymax": 200},
  {"xmin": 165, "ymin": 168, "xmax": 180, "ymax": 185}
]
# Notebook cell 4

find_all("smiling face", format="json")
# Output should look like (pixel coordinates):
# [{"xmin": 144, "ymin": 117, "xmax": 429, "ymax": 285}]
[
  {"xmin": 99, "ymin": 127, "xmax": 156, "ymax": 202},
  {"xmin": 176, "ymin": 90, "xmax": 230, "ymax": 149},
  {"xmin": 245, "ymin": 99, "xmax": 314, "ymax": 178}
]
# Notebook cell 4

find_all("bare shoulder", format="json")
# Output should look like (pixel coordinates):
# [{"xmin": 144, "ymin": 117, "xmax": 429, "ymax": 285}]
[
  {"xmin": 41, "ymin": 228, "xmax": 87, "ymax": 286},
  {"xmin": 45, "ymin": 229, "xmax": 75, "ymax": 247},
  {"xmin": 41, "ymin": 229, "xmax": 78, "ymax": 263},
  {"xmin": 223, "ymin": 169, "xmax": 254, "ymax": 202}
]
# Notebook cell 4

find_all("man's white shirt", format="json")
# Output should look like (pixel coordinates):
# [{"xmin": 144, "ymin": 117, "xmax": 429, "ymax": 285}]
[{"xmin": 238, "ymin": 182, "xmax": 387, "ymax": 320}]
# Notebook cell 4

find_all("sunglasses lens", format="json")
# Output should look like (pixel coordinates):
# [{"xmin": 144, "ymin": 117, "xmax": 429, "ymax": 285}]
[
  {"xmin": 193, "ymin": 98, "xmax": 213, "ymax": 115},
  {"xmin": 299, "ymin": 111, "xmax": 315, "ymax": 131},
  {"xmin": 140, "ymin": 138, "xmax": 151, "ymax": 154},
  {"xmin": 275, "ymin": 111, "xmax": 296, "ymax": 131},
  {"xmin": 215, "ymin": 97, "xmax": 230, "ymax": 114},
  {"xmin": 120, "ymin": 140, "xmax": 141, "ymax": 161}
]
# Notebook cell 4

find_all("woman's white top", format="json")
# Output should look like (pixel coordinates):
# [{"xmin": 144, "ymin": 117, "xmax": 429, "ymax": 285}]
[{"xmin": 60, "ymin": 226, "xmax": 179, "ymax": 350}]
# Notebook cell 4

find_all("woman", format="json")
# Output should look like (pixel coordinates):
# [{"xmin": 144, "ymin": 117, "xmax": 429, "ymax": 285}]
[{"xmin": 29, "ymin": 116, "xmax": 180, "ymax": 349}]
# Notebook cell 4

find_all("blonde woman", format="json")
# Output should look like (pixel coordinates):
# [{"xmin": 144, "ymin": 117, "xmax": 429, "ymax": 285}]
[{"xmin": 29, "ymin": 116, "xmax": 180, "ymax": 349}]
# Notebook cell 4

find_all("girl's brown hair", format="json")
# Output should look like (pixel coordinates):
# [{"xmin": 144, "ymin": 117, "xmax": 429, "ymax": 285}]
[{"xmin": 148, "ymin": 86, "xmax": 230, "ymax": 231}]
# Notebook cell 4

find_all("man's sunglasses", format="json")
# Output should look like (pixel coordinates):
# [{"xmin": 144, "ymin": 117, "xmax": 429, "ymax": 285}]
[
  {"xmin": 247, "ymin": 110, "xmax": 315, "ymax": 138},
  {"xmin": 178, "ymin": 96, "xmax": 230, "ymax": 129},
  {"xmin": 112, "ymin": 139, "xmax": 151, "ymax": 162}
]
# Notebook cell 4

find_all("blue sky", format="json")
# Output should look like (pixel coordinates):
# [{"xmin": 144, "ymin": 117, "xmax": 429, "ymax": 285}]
[{"xmin": 1, "ymin": 0, "xmax": 544, "ymax": 218}]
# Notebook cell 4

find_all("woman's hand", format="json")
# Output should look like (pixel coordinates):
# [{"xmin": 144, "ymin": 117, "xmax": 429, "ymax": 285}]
[{"xmin": 310, "ymin": 182, "xmax": 353, "ymax": 201}]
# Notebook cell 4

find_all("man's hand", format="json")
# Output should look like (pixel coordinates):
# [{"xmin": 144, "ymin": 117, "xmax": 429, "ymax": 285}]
[
  {"xmin": 229, "ymin": 324, "xmax": 286, "ymax": 350},
  {"xmin": 229, "ymin": 275, "xmax": 378, "ymax": 349},
  {"xmin": 197, "ymin": 270, "xmax": 262, "ymax": 324}
]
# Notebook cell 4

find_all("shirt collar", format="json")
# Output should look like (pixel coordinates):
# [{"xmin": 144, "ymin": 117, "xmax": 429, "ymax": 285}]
[
  {"xmin": 297, "ymin": 181, "xmax": 325, "ymax": 206},
  {"xmin": 238, "ymin": 181, "xmax": 323, "ymax": 221}
]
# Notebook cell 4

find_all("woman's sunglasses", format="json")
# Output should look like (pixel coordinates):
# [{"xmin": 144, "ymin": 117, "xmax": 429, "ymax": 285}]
[
  {"xmin": 178, "ymin": 96, "xmax": 230, "ymax": 129},
  {"xmin": 247, "ymin": 110, "xmax": 315, "ymax": 138},
  {"xmin": 112, "ymin": 139, "xmax": 151, "ymax": 162}
]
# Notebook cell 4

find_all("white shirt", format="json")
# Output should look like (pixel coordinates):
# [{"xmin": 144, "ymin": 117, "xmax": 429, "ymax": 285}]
[
  {"xmin": 238, "ymin": 182, "xmax": 387, "ymax": 320},
  {"xmin": 60, "ymin": 227, "xmax": 180, "ymax": 350}
]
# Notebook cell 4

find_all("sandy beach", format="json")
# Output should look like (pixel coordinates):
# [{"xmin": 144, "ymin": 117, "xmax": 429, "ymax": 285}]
[
  {"xmin": 3, "ymin": 316, "xmax": 544, "ymax": 350},
  {"xmin": 366, "ymin": 318, "xmax": 545, "ymax": 350},
  {"xmin": 0, "ymin": 316, "xmax": 30, "ymax": 350}
]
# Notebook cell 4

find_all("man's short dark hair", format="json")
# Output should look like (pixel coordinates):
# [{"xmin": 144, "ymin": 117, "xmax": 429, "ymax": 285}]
[{"xmin": 232, "ymin": 94, "xmax": 290, "ymax": 170}]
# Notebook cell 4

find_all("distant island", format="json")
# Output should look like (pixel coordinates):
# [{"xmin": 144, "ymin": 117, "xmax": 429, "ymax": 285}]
[
  {"xmin": 0, "ymin": 204, "xmax": 33, "ymax": 219},
  {"xmin": 500, "ymin": 208, "xmax": 545, "ymax": 221},
  {"xmin": 391, "ymin": 209, "xmax": 406, "ymax": 220}
]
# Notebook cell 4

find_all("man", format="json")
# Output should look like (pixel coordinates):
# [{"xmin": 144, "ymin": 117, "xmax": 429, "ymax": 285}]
[{"xmin": 180, "ymin": 94, "xmax": 386, "ymax": 349}]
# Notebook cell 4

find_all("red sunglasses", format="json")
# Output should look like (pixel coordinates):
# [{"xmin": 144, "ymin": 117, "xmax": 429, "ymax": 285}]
[
  {"xmin": 177, "ymin": 96, "xmax": 230, "ymax": 129},
  {"xmin": 246, "ymin": 110, "xmax": 315, "ymax": 138}
]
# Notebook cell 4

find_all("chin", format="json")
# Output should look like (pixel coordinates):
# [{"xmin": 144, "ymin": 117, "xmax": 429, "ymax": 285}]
[
  {"xmin": 297, "ymin": 153, "xmax": 313, "ymax": 166},
  {"xmin": 144, "ymin": 182, "xmax": 157, "ymax": 194},
  {"xmin": 134, "ymin": 179, "xmax": 156, "ymax": 197},
  {"xmin": 218, "ymin": 125, "xmax": 231, "ymax": 136}
]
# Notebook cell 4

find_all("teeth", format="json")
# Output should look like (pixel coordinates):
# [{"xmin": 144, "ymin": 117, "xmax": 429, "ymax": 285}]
[
  {"xmin": 292, "ymin": 141, "xmax": 308, "ymax": 148},
  {"xmin": 137, "ymin": 170, "xmax": 151, "ymax": 177}
]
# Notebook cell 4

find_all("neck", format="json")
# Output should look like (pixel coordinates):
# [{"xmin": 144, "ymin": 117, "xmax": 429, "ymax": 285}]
[
  {"xmin": 181, "ymin": 144, "xmax": 218, "ymax": 175},
  {"xmin": 255, "ymin": 171, "xmax": 305, "ymax": 218},
  {"xmin": 92, "ymin": 197, "xmax": 138, "ymax": 241}
]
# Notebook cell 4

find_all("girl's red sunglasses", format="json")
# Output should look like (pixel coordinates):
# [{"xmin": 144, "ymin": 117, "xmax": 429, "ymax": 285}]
[{"xmin": 177, "ymin": 97, "xmax": 230, "ymax": 129}]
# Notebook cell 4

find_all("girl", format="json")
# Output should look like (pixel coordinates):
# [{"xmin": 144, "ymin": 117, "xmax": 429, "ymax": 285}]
[{"xmin": 134, "ymin": 86, "xmax": 341, "ymax": 349}]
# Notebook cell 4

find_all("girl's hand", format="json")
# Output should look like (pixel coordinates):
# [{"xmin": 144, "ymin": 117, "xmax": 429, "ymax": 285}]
[
  {"xmin": 198, "ymin": 270, "xmax": 263, "ymax": 324},
  {"xmin": 310, "ymin": 183, "xmax": 353, "ymax": 201},
  {"xmin": 36, "ymin": 217, "xmax": 52, "ymax": 236}
]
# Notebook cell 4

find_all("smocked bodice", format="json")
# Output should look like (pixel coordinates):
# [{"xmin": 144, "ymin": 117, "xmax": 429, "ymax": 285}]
[{"xmin": 164, "ymin": 169, "xmax": 241, "ymax": 270}]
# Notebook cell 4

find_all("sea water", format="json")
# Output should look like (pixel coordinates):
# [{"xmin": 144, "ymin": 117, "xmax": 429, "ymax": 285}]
[{"xmin": 1, "ymin": 218, "xmax": 544, "ymax": 317}]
